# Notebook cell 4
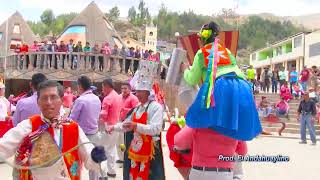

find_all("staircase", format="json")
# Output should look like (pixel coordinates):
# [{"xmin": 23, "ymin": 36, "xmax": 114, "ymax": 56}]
[{"xmin": 255, "ymin": 93, "xmax": 320, "ymax": 136}]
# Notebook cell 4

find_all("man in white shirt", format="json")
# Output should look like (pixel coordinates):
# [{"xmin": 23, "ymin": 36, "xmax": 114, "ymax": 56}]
[
  {"xmin": 0, "ymin": 82, "xmax": 15, "ymax": 121},
  {"xmin": 279, "ymin": 66, "xmax": 288, "ymax": 87},
  {"xmin": 107, "ymin": 79, "xmax": 165, "ymax": 180}
]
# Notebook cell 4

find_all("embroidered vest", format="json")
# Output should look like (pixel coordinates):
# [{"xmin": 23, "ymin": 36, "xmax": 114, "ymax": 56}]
[
  {"xmin": 18, "ymin": 115, "xmax": 81, "ymax": 180},
  {"xmin": 128, "ymin": 101, "xmax": 157, "ymax": 180},
  {"xmin": 128, "ymin": 102, "xmax": 155, "ymax": 162}
]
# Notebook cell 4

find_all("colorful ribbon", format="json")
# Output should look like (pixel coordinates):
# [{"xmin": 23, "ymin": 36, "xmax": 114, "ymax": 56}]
[{"xmin": 205, "ymin": 38, "xmax": 219, "ymax": 109}]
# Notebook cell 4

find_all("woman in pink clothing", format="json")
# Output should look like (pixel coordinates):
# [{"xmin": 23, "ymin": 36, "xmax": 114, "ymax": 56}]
[
  {"xmin": 280, "ymin": 81, "xmax": 293, "ymax": 102},
  {"xmin": 30, "ymin": 41, "xmax": 40, "ymax": 68},
  {"xmin": 101, "ymin": 42, "xmax": 112, "ymax": 56}
]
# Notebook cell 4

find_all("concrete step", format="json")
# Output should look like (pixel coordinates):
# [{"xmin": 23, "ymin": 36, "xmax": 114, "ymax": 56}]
[
  {"xmin": 260, "ymin": 133, "xmax": 320, "ymax": 140},
  {"xmin": 261, "ymin": 121, "xmax": 320, "ymax": 129},
  {"xmin": 261, "ymin": 120, "xmax": 320, "ymax": 135},
  {"xmin": 262, "ymin": 126, "xmax": 320, "ymax": 135}
]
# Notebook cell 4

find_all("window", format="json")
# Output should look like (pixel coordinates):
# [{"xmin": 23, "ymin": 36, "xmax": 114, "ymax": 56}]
[
  {"xmin": 13, "ymin": 24, "xmax": 20, "ymax": 34},
  {"xmin": 309, "ymin": 42, "xmax": 320, "ymax": 57},
  {"xmin": 149, "ymin": 32, "xmax": 153, "ymax": 36},
  {"xmin": 294, "ymin": 36, "xmax": 302, "ymax": 48},
  {"xmin": 127, "ymin": 40, "xmax": 130, "ymax": 44},
  {"xmin": 0, "ymin": 32, "xmax": 2, "ymax": 40}
]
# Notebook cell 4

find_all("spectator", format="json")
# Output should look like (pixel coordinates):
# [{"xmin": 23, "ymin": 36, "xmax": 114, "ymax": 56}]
[
  {"xmin": 133, "ymin": 47, "xmax": 141, "ymax": 73},
  {"xmin": 91, "ymin": 43, "xmax": 100, "ymax": 70},
  {"xmin": 110, "ymin": 44, "xmax": 119, "ymax": 71},
  {"xmin": 67, "ymin": 39, "xmax": 74, "ymax": 68},
  {"xmin": 155, "ymin": 52, "xmax": 161, "ymax": 62},
  {"xmin": 271, "ymin": 68, "xmax": 279, "ymax": 93},
  {"xmin": 279, "ymin": 66, "xmax": 288, "ymax": 87},
  {"xmin": 297, "ymin": 92, "xmax": 317, "ymax": 145},
  {"xmin": 63, "ymin": 86, "xmax": 76, "ymax": 109},
  {"xmin": 280, "ymin": 81, "xmax": 292, "ymax": 102},
  {"xmin": 292, "ymin": 82, "xmax": 303, "ymax": 99},
  {"xmin": 100, "ymin": 78, "xmax": 121, "ymax": 178},
  {"xmin": 275, "ymin": 97, "xmax": 290, "ymax": 116},
  {"xmin": 39, "ymin": 40, "xmax": 49, "ymax": 66},
  {"xmin": 15, "ymin": 44, "xmax": 22, "ymax": 69},
  {"xmin": 48, "ymin": 41, "xmax": 59, "ymax": 69},
  {"xmin": 125, "ymin": 47, "xmax": 135, "ymax": 73},
  {"xmin": 308, "ymin": 87, "xmax": 319, "ymax": 103},
  {"xmin": 261, "ymin": 67, "xmax": 272, "ymax": 93},
  {"xmin": 300, "ymin": 65, "xmax": 310, "ymax": 92},
  {"xmin": 69, "ymin": 76, "xmax": 102, "ymax": 179},
  {"xmin": 83, "ymin": 42, "xmax": 92, "ymax": 69},
  {"xmin": 97, "ymin": 43, "xmax": 105, "ymax": 71},
  {"xmin": 101, "ymin": 42, "xmax": 112, "ymax": 55},
  {"xmin": 116, "ymin": 82, "xmax": 139, "ymax": 163},
  {"xmin": 143, "ymin": 49, "xmax": 150, "ymax": 59},
  {"xmin": 0, "ymin": 82, "xmax": 15, "ymax": 121},
  {"xmin": 12, "ymin": 73, "xmax": 48, "ymax": 126},
  {"xmin": 310, "ymin": 66, "xmax": 320, "ymax": 91},
  {"xmin": 72, "ymin": 41, "xmax": 83, "ymax": 69},
  {"xmin": 148, "ymin": 49, "xmax": 157, "ymax": 61},
  {"xmin": 289, "ymin": 67, "xmax": 298, "ymax": 94},
  {"xmin": 246, "ymin": 65, "xmax": 255, "ymax": 91},
  {"xmin": 119, "ymin": 46, "xmax": 127, "ymax": 73},
  {"xmin": 20, "ymin": 42, "xmax": 29, "ymax": 69},
  {"xmin": 258, "ymin": 96, "xmax": 273, "ymax": 119},
  {"xmin": 58, "ymin": 40, "xmax": 68, "ymax": 68},
  {"xmin": 14, "ymin": 44, "xmax": 21, "ymax": 54},
  {"xmin": 30, "ymin": 41, "xmax": 40, "ymax": 68}
]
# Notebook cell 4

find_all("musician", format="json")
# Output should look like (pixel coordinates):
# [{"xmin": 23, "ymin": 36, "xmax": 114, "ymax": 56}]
[
  {"xmin": 0, "ymin": 80, "xmax": 107, "ymax": 179},
  {"xmin": 107, "ymin": 61, "xmax": 165, "ymax": 180}
]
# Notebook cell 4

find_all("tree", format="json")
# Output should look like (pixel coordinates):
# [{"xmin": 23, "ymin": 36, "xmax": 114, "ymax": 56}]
[
  {"xmin": 106, "ymin": 6, "xmax": 120, "ymax": 22},
  {"xmin": 52, "ymin": 18, "xmax": 65, "ymax": 36},
  {"xmin": 128, "ymin": 6, "xmax": 137, "ymax": 24},
  {"xmin": 40, "ymin": 9, "xmax": 55, "ymax": 28}
]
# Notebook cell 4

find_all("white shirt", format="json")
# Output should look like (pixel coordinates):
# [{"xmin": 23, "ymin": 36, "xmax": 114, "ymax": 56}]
[
  {"xmin": 114, "ymin": 100, "xmax": 164, "ymax": 141},
  {"xmin": 0, "ymin": 116, "xmax": 100, "ymax": 179},
  {"xmin": 0, "ymin": 96, "xmax": 15, "ymax": 120}
]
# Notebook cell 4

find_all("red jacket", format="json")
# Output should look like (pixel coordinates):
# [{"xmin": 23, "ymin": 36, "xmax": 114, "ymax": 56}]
[{"xmin": 20, "ymin": 45, "xmax": 29, "ymax": 53}]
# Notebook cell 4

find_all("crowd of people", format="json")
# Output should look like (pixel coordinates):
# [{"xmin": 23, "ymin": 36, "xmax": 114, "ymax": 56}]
[
  {"xmin": 246, "ymin": 65, "xmax": 318, "ymax": 145},
  {"xmin": 13, "ymin": 39, "xmax": 160, "ymax": 72},
  {"xmin": 245, "ymin": 65, "xmax": 320, "ymax": 96},
  {"xmin": 0, "ymin": 21, "xmax": 264, "ymax": 180}
]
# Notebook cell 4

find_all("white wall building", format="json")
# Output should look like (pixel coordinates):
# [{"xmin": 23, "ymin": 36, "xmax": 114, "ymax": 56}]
[{"xmin": 304, "ymin": 30, "xmax": 320, "ymax": 67}]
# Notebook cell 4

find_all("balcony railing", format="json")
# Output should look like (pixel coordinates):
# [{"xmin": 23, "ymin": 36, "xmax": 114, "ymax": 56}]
[{"xmin": 0, "ymin": 52, "xmax": 151, "ymax": 76}]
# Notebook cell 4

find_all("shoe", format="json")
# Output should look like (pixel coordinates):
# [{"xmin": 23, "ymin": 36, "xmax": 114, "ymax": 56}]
[
  {"xmin": 299, "ymin": 141, "xmax": 307, "ymax": 144},
  {"xmin": 107, "ymin": 173, "xmax": 116, "ymax": 178},
  {"xmin": 311, "ymin": 142, "xmax": 317, "ymax": 146},
  {"xmin": 116, "ymin": 160, "xmax": 124, "ymax": 164}
]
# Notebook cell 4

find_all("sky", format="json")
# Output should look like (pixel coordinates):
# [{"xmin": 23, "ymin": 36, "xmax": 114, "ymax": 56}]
[{"xmin": 0, "ymin": 0, "xmax": 320, "ymax": 23}]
